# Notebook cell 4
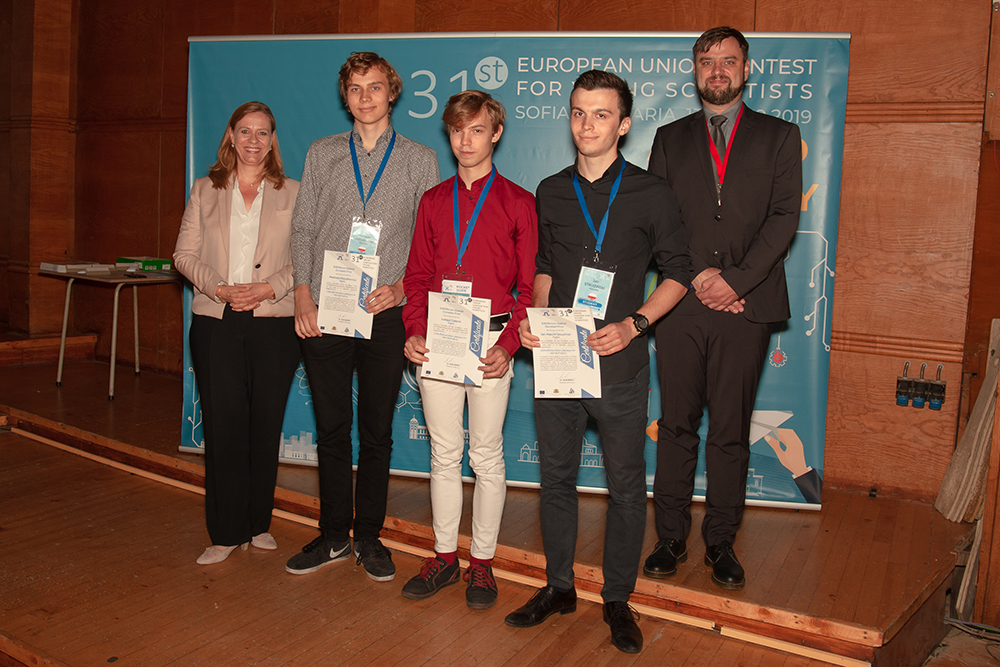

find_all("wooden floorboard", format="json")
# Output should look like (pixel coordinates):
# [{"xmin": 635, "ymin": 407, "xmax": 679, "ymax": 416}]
[
  {"xmin": 0, "ymin": 432, "xmax": 839, "ymax": 666},
  {"xmin": 831, "ymin": 492, "xmax": 883, "ymax": 622},
  {"xmin": 0, "ymin": 361, "xmax": 976, "ymax": 665},
  {"xmin": 854, "ymin": 498, "xmax": 898, "ymax": 628}
]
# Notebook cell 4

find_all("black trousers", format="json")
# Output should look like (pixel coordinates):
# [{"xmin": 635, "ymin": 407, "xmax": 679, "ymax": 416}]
[
  {"xmin": 653, "ymin": 308, "xmax": 770, "ymax": 547},
  {"xmin": 299, "ymin": 306, "xmax": 406, "ymax": 543},
  {"xmin": 535, "ymin": 366, "xmax": 650, "ymax": 602},
  {"xmin": 190, "ymin": 309, "xmax": 301, "ymax": 546}
]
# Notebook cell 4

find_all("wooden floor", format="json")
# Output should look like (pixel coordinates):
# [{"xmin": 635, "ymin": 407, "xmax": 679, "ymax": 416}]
[
  {"xmin": 0, "ymin": 360, "xmax": 977, "ymax": 666},
  {"xmin": 0, "ymin": 432, "xmax": 830, "ymax": 667}
]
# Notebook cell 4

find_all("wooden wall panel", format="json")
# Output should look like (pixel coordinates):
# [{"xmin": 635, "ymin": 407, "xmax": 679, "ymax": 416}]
[
  {"xmin": 275, "ymin": 0, "xmax": 340, "ymax": 34},
  {"xmin": 415, "ymin": 0, "xmax": 558, "ymax": 33},
  {"xmin": 985, "ymin": 3, "xmax": 1000, "ymax": 136},
  {"xmin": 962, "ymin": 137, "xmax": 1000, "ymax": 422},
  {"xmin": 757, "ymin": 0, "xmax": 989, "ymax": 104},
  {"xmin": 832, "ymin": 122, "xmax": 979, "ymax": 343},
  {"xmin": 9, "ymin": 0, "xmax": 34, "ymax": 117},
  {"xmin": 161, "ymin": 0, "xmax": 278, "ymax": 119},
  {"xmin": 75, "ymin": 0, "xmax": 164, "ymax": 120},
  {"xmin": 74, "ymin": 130, "xmax": 162, "ymax": 361},
  {"xmin": 0, "ymin": 1, "xmax": 11, "ymax": 327},
  {"xmin": 155, "ymin": 129, "xmax": 187, "ymax": 373},
  {"xmin": 150, "ymin": 280, "xmax": 185, "ymax": 372},
  {"xmin": 159, "ymin": 130, "xmax": 186, "ymax": 266},
  {"xmin": 0, "ymin": 127, "xmax": 9, "ymax": 327},
  {"xmin": 27, "ymin": 0, "xmax": 74, "ymax": 117},
  {"xmin": 8, "ymin": 0, "xmax": 32, "ymax": 315},
  {"xmin": 342, "ymin": 0, "xmax": 415, "ymax": 34},
  {"xmin": 133, "ymin": 280, "xmax": 186, "ymax": 373},
  {"xmin": 9, "ymin": 0, "xmax": 75, "ymax": 335},
  {"xmin": 7, "ymin": 125, "xmax": 31, "ymax": 331},
  {"xmin": 74, "ymin": 133, "xmax": 161, "ymax": 263},
  {"xmin": 824, "ymin": 349, "xmax": 961, "ymax": 502},
  {"xmin": 557, "ymin": 0, "xmax": 752, "ymax": 33}
]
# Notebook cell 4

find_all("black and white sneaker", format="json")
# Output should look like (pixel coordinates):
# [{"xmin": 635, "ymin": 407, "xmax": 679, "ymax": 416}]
[
  {"xmin": 285, "ymin": 536, "xmax": 351, "ymax": 575},
  {"xmin": 354, "ymin": 538, "xmax": 396, "ymax": 581}
]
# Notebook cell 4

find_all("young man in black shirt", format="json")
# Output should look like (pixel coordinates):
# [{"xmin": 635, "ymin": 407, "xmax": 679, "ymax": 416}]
[{"xmin": 504, "ymin": 70, "xmax": 690, "ymax": 654}]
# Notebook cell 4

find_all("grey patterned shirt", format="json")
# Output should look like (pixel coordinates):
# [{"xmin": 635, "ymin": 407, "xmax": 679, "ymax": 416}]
[{"xmin": 290, "ymin": 124, "xmax": 440, "ymax": 304}]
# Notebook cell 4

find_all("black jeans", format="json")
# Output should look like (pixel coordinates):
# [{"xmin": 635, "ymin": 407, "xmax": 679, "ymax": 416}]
[
  {"xmin": 299, "ymin": 306, "xmax": 406, "ymax": 543},
  {"xmin": 534, "ymin": 366, "xmax": 650, "ymax": 602}
]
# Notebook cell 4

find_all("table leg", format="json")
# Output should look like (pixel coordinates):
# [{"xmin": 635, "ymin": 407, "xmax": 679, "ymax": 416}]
[
  {"xmin": 133, "ymin": 285, "xmax": 140, "ymax": 375},
  {"xmin": 55, "ymin": 278, "xmax": 75, "ymax": 386},
  {"xmin": 109, "ymin": 283, "xmax": 125, "ymax": 400}
]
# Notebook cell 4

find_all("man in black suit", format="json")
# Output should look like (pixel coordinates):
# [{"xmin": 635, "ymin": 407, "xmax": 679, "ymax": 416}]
[{"xmin": 644, "ymin": 26, "xmax": 802, "ymax": 590}]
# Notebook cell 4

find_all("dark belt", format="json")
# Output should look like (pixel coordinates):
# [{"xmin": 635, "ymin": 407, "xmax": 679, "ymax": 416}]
[{"xmin": 490, "ymin": 313, "xmax": 511, "ymax": 332}]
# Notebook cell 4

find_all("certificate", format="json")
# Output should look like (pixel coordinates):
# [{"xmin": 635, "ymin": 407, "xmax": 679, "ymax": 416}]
[
  {"xmin": 527, "ymin": 308, "xmax": 601, "ymax": 399},
  {"xmin": 422, "ymin": 292, "xmax": 491, "ymax": 386},
  {"xmin": 316, "ymin": 250, "xmax": 379, "ymax": 339}
]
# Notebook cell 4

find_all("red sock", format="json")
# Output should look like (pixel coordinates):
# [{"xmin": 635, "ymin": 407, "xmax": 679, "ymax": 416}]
[
  {"xmin": 437, "ymin": 551, "xmax": 457, "ymax": 565},
  {"xmin": 469, "ymin": 556, "xmax": 492, "ymax": 568}
]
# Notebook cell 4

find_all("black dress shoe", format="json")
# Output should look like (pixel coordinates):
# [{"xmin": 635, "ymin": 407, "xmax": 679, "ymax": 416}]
[
  {"xmin": 704, "ymin": 541, "xmax": 745, "ymax": 590},
  {"xmin": 603, "ymin": 601, "xmax": 643, "ymax": 654},
  {"xmin": 504, "ymin": 585, "xmax": 577, "ymax": 627},
  {"xmin": 643, "ymin": 538, "xmax": 687, "ymax": 578}
]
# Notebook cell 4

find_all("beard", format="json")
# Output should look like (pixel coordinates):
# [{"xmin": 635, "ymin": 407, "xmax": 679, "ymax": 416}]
[{"xmin": 698, "ymin": 78, "xmax": 745, "ymax": 107}]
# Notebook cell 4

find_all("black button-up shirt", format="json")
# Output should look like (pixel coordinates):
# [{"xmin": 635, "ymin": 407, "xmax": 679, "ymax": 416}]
[{"xmin": 535, "ymin": 155, "xmax": 691, "ymax": 385}]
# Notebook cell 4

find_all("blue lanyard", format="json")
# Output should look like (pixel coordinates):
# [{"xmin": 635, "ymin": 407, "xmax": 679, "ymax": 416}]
[
  {"xmin": 452, "ymin": 165, "xmax": 497, "ymax": 268},
  {"xmin": 572, "ymin": 156, "xmax": 626, "ymax": 255},
  {"xmin": 350, "ymin": 129, "xmax": 396, "ymax": 213}
]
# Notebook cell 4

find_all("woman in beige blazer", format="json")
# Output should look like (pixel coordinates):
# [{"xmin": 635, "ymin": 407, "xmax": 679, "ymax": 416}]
[{"xmin": 174, "ymin": 101, "xmax": 301, "ymax": 565}]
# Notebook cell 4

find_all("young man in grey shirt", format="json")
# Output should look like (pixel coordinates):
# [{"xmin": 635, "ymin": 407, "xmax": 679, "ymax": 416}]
[{"xmin": 286, "ymin": 52, "xmax": 439, "ymax": 582}]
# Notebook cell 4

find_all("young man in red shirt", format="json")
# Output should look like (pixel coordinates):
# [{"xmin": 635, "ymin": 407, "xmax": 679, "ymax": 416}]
[{"xmin": 401, "ymin": 90, "xmax": 537, "ymax": 609}]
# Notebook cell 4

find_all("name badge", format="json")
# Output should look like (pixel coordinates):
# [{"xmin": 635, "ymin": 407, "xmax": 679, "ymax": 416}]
[
  {"xmin": 441, "ymin": 275, "xmax": 473, "ymax": 297},
  {"xmin": 574, "ymin": 265, "xmax": 615, "ymax": 320},
  {"xmin": 348, "ymin": 217, "xmax": 381, "ymax": 255}
]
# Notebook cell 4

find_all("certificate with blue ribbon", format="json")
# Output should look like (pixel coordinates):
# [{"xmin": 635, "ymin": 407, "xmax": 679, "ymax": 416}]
[
  {"xmin": 527, "ymin": 307, "xmax": 601, "ymax": 399},
  {"xmin": 422, "ymin": 292, "xmax": 491, "ymax": 386},
  {"xmin": 316, "ymin": 250, "xmax": 379, "ymax": 339}
]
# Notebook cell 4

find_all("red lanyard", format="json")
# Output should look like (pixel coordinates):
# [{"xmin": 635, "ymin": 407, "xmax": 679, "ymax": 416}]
[{"xmin": 706, "ymin": 105, "xmax": 744, "ymax": 186}]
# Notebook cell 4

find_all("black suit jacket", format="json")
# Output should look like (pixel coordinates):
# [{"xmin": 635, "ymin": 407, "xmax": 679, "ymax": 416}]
[{"xmin": 648, "ymin": 105, "xmax": 802, "ymax": 323}]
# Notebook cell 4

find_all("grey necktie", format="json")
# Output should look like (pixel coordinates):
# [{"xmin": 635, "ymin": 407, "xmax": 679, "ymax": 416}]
[{"xmin": 710, "ymin": 115, "xmax": 727, "ymax": 158}]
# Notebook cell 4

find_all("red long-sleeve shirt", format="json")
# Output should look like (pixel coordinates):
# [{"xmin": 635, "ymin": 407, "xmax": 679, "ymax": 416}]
[{"xmin": 403, "ymin": 170, "xmax": 538, "ymax": 358}]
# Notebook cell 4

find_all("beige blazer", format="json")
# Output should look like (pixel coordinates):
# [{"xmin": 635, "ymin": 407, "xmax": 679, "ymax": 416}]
[{"xmin": 174, "ymin": 175, "xmax": 300, "ymax": 319}]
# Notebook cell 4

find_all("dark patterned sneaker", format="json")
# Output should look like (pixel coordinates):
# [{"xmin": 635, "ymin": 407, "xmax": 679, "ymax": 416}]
[
  {"xmin": 354, "ymin": 538, "xmax": 396, "ymax": 581},
  {"xmin": 285, "ymin": 536, "xmax": 351, "ymax": 575},
  {"xmin": 464, "ymin": 562, "xmax": 499, "ymax": 609},
  {"xmin": 401, "ymin": 556, "xmax": 460, "ymax": 600}
]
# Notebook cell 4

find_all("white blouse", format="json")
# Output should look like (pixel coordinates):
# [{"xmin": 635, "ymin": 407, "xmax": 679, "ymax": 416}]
[{"xmin": 228, "ymin": 179, "xmax": 264, "ymax": 285}]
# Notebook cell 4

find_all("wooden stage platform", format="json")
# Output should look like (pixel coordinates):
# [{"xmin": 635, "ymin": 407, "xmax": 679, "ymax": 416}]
[{"xmin": 0, "ymin": 360, "xmax": 974, "ymax": 666}]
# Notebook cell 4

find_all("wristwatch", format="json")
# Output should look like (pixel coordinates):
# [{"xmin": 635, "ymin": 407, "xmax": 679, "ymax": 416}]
[{"xmin": 629, "ymin": 312, "xmax": 649, "ymax": 336}]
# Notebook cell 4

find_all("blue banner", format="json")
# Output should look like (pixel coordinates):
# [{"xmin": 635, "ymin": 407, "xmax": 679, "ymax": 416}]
[{"xmin": 182, "ymin": 32, "xmax": 848, "ymax": 507}]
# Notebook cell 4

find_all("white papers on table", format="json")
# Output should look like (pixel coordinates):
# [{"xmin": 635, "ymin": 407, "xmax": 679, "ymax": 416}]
[
  {"xmin": 526, "ymin": 307, "xmax": 601, "ymax": 399},
  {"xmin": 421, "ymin": 292, "xmax": 491, "ymax": 386},
  {"xmin": 316, "ymin": 250, "xmax": 379, "ymax": 339}
]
